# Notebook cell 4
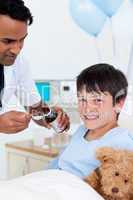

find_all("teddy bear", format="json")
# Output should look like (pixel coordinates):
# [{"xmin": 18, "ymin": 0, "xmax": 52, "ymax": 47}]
[{"xmin": 84, "ymin": 147, "xmax": 133, "ymax": 200}]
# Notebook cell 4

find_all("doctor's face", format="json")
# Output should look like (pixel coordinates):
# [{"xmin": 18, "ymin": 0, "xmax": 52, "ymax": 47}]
[
  {"xmin": 0, "ymin": 15, "xmax": 28, "ymax": 66},
  {"xmin": 77, "ymin": 89, "xmax": 118, "ymax": 130}
]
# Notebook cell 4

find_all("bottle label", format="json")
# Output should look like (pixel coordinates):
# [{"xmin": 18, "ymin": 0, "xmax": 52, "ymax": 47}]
[{"xmin": 51, "ymin": 120, "xmax": 62, "ymax": 134}]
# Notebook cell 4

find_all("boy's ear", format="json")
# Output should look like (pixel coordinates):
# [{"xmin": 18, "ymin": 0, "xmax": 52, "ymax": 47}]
[{"xmin": 114, "ymin": 98, "xmax": 125, "ymax": 114}]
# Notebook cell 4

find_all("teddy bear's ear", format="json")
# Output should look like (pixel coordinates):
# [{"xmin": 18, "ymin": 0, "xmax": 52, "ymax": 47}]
[
  {"xmin": 126, "ymin": 151, "xmax": 133, "ymax": 163},
  {"xmin": 96, "ymin": 147, "xmax": 116, "ymax": 164}
]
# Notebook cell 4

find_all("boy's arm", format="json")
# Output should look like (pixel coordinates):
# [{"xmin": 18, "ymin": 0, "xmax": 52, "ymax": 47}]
[
  {"xmin": 47, "ymin": 147, "xmax": 66, "ymax": 169},
  {"xmin": 48, "ymin": 156, "xmax": 60, "ymax": 169}
]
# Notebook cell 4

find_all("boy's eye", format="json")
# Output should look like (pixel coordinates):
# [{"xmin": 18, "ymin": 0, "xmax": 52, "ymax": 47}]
[
  {"xmin": 93, "ymin": 98, "xmax": 103, "ymax": 104},
  {"xmin": 95, "ymin": 98, "xmax": 102, "ymax": 102},
  {"xmin": 78, "ymin": 97, "xmax": 87, "ymax": 102},
  {"xmin": 78, "ymin": 97, "xmax": 103, "ymax": 105}
]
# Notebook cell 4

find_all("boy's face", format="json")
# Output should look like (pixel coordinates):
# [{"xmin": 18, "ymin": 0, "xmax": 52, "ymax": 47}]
[{"xmin": 77, "ymin": 89, "xmax": 122, "ymax": 130}]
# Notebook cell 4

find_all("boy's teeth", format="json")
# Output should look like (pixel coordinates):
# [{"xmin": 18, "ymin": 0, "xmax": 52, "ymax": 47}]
[
  {"xmin": 84, "ymin": 113, "xmax": 99, "ymax": 119},
  {"xmin": 86, "ymin": 116, "xmax": 97, "ymax": 119}
]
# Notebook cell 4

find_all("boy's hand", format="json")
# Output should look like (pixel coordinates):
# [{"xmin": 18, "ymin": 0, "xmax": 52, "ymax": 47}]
[{"xmin": 52, "ymin": 106, "xmax": 70, "ymax": 132}]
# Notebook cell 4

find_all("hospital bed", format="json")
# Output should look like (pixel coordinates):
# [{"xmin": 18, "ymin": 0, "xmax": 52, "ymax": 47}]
[
  {"xmin": 1, "ymin": 114, "xmax": 132, "ymax": 200},
  {"xmin": 0, "ymin": 169, "xmax": 104, "ymax": 200}
]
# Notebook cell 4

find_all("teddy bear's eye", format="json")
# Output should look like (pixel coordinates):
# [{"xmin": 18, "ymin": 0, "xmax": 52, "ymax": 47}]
[
  {"xmin": 115, "ymin": 172, "xmax": 119, "ymax": 176},
  {"xmin": 124, "ymin": 179, "xmax": 128, "ymax": 183}
]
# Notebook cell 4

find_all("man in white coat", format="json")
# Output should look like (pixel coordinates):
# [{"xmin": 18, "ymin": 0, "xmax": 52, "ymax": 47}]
[{"xmin": 0, "ymin": 0, "xmax": 70, "ymax": 134}]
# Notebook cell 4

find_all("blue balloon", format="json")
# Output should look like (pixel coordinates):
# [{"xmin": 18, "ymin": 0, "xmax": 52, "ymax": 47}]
[
  {"xmin": 70, "ymin": 0, "xmax": 107, "ymax": 37},
  {"xmin": 92, "ymin": 0, "xmax": 124, "ymax": 17}
]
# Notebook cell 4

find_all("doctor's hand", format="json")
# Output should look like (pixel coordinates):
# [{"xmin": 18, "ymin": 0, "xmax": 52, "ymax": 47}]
[{"xmin": 0, "ymin": 111, "xmax": 31, "ymax": 134}]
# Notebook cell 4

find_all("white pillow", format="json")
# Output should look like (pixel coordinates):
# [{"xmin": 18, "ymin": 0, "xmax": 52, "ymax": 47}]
[
  {"xmin": 118, "ymin": 113, "xmax": 133, "ymax": 131},
  {"xmin": 0, "ymin": 170, "xmax": 104, "ymax": 200}
]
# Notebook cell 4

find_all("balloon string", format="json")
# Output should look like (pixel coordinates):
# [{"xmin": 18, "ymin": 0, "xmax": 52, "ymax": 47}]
[
  {"xmin": 110, "ymin": 18, "xmax": 116, "ymax": 58},
  {"xmin": 94, "ymin": 36, "xmax": 101, "ymax": 62},
  {"xmin": 127, "ymin": 39, "xmax": 133, "ymax": 82},
  {"xmin": 127, "ymin": 1, "xmax": 133, "ymax": 84}
]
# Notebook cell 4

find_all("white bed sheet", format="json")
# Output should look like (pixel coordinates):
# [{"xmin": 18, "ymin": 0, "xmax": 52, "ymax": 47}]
[{"xmin": 0, "ymin": 169, "xmax": 104, "ymax": 200}]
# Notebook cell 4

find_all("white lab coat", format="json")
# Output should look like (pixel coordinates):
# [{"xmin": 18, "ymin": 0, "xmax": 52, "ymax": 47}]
[
  {"xmin": 0, "ymin": 55, "xmax": 41, "ymax": 180},
  {"xmin": 1, "ymin": 55, "xmax": 41, "ymax": 112}
]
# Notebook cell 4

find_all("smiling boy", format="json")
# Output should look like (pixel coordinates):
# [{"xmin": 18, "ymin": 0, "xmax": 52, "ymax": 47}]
[{"xmin": 50, "ymin": 63, "xmax": 133, "ymax": 178}]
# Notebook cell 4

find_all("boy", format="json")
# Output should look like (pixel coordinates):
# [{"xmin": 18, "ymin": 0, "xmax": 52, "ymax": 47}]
[{"xmin": 50, "ymin": 63, "xmax": 133, "ymax": 178}]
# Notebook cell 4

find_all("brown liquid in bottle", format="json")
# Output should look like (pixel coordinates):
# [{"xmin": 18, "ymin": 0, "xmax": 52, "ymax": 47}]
[{"xmin": 42, "ymin": 107, "xmax": 58, "ymax": 123}]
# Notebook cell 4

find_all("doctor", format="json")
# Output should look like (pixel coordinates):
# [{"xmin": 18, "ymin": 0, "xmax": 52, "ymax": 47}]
[{"xmin": 0, "ymin": 0, "xmax": 70, "ymax": 134}]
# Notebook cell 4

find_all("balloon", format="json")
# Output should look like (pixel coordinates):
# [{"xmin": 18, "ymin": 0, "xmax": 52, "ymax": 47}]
[
  {"xmin": 92, "ymin": 0, "xmax": 124, "ymax": 17},
  {"xmin": 70, "ymin": 0, "xmax": 106, "ymax": 37}
]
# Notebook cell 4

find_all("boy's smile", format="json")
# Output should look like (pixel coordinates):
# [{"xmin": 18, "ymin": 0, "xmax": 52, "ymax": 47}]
[{"xmin": 83, "ymin": 112, "xmax": 99, "ymax": 120}]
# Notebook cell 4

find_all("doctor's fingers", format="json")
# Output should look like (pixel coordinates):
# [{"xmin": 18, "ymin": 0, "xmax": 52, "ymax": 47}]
[
  {"xmin": 5, "ymin": 126, "xmax": 29, "ymax": 134},
  {"xmin": 6, "ymin": 122, "xmax": 30, "ymax": 133},
  {"xmin": 10, "ymin": 111, "xmax": 31, "ymax": 123},
  {"xmin": 9, "ymin": 119, "xmax": 30, "ymax": 127}
]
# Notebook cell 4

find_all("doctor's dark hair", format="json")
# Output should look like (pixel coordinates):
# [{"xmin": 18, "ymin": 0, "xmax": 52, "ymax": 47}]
[
  {"xmin": 0, "ymin": 0, "xmax": 33, "ymax": 25},
  {"xmin": 77, "ymin": 63, "xmax": 128, "ymax": 105}
]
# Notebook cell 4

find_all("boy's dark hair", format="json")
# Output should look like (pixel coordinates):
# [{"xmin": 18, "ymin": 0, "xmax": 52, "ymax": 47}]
[
  {"xmin": 77, "ymin": 63, "xmax": 128, "ymax": 105},
  {"xmin": 0, "ymin": 0, "xmax": 33, "ymax": 25}
]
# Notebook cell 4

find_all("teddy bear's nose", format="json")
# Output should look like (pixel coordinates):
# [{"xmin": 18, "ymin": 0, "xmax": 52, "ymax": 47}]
[{"xmin": 112, "ymin": 187, "xmax": 119, "ymax": 193}]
